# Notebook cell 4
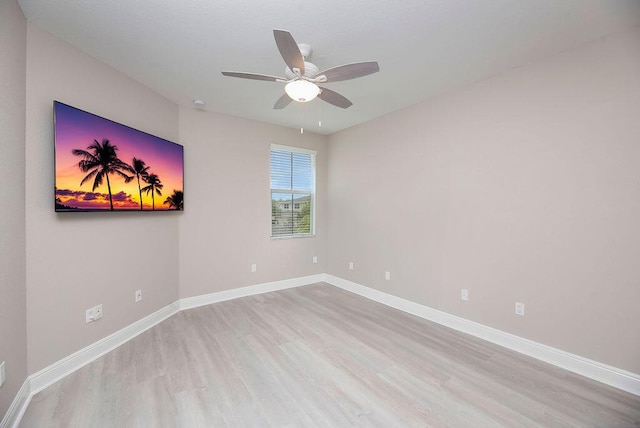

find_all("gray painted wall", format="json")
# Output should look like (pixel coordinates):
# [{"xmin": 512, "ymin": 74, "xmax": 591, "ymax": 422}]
[
  {"xmin": 0, "ymin": 0, "xmax": 27, "ymax": 417},
  {"xmin": 327, "ymin": 28, "xmax": 640, "ymax": 373},
  {"xmin": 178, "ymin": 108, "xmax": 327, "ymax": 298},
  {"xmin": 25, "ymin": 24, "xmax": 181, "ymax": 373}
]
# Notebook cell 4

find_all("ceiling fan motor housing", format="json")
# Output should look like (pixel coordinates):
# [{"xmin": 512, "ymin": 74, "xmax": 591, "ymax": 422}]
[{"xmin": 285, "ymin": 61, "xmax": 319, "ymax": 79}]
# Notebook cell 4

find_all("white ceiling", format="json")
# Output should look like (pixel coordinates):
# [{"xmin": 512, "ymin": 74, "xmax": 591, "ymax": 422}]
[{"xmin": 17, "ymin": 0, "xmax": 640, "ymax": 135}]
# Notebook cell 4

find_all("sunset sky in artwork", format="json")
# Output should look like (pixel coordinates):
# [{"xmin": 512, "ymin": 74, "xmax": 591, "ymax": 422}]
[{"xmin": 54, "ymin": 102, "xmax": 183, "ymax": 211}]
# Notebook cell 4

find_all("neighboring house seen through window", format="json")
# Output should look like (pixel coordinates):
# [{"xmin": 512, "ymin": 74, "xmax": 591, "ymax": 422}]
[{"xmin": 270, "ymin": 144, "xmax": 316, "ymax": 237}]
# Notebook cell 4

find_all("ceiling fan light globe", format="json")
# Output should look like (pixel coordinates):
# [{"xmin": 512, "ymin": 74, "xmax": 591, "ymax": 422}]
[{"xmin": 285, "ymin": 80, "xmax": 320, "ymax": 102}]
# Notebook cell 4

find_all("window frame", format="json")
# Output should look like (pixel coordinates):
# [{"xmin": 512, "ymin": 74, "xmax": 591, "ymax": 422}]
[{"xmin": 270, "ymin": 144, "xmax": 316, "ymax": 239}]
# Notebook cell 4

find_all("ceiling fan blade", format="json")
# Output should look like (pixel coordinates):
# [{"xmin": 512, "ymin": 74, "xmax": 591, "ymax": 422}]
[
  {"xmin": 273, "ymin": 29, "xmax": 305, "ymax": 76},
  {"xmin": 221, "ymin": 71, "xmax": 284, "ymax": 82},
  {"xmin": 273, "ymin": 94, "xmax": 292, "ymax": 109},
  {"xmin": 317, "ymin": 61, "xmax": 380, "ymax": 82},
  {"xmin": 318, "ymin": 87, "xmax": 353, "ymax": 109}
]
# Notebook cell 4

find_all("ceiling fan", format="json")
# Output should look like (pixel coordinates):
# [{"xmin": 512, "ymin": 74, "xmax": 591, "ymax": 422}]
[{"xmin": 221, "ymin": 29, "xmax": 380, "ymax": 110}]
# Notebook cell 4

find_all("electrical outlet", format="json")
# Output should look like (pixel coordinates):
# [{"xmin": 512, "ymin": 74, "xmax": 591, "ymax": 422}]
[
  {"xmin": 349, "ymin": 261, "xmax": 354, "ymax": 270},
  {"xmin": 135, "ymin": 289, "xmax": 142, "ymax": 303},
  {"xmin": 515, "ymin": 302, "xmax": 525, "ymax": 316},
  {"xmin": 0, "ymin": 361, "xmax": 6, "ymax": 388},
  {"xmin": 385, "ymin": 271, "xmax": 391, "ymax": 280},
  {"xmin": 461, "ymin": 289, "xmax": 469, "ymax": 301},
  {"xmin": 85, "ymin": 304, "xmax": 103, "ymax": 323},
  {"xmin": 251, "ymin": 263, "xmax": 257, "ymax": 273},
  {"xmin": 312, "ymin": 256, "xmax": 318, "ymax": 264}
]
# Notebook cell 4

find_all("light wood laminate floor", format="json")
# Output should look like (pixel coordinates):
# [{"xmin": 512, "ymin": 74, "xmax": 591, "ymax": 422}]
[{"xmin": 20, "ymin": 283, "xmax": 640, "ymax": 427}]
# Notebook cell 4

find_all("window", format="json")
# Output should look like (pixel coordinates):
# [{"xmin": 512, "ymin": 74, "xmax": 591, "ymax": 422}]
[{"xmin": 270, "ymin": 144, "xmax": 316, "ymax": 237}]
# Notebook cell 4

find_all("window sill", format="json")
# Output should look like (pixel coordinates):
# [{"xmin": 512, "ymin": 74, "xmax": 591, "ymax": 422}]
[{"xmin": 270, "ymin": 234, "xmax": 316, "ymax": 240}]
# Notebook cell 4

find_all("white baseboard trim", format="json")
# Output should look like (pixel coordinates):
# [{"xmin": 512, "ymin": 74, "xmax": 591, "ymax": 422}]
[
  {"xmin": 0, "ymin": 378, "xmax": 30, "ymax": 428},
  {"xmin": 29, "ymin": 300, "xmax": 180, "ymax": 396},
  {"xmin": 179, "ymin": 274, "xmax": 324, "ymax": 310},
  {"xmin": 324, "ymin": 274, "xmax": 640, "ymax": 396}
]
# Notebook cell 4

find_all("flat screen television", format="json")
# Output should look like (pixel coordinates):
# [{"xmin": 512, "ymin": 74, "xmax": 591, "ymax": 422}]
[{"xmin": 54, "ymin": 101, "xmax": 184, "ymax": 212}]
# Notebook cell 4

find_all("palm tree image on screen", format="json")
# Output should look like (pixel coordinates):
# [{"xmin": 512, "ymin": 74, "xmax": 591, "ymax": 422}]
[{"xmin": 72, "ymin": 139, "xmax": 181, "ymax": 211}]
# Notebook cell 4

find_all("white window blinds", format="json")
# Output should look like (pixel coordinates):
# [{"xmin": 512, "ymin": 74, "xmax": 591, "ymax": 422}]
[{"xmin": 270, "ymin": 145, "xmax": 316, "ymax": 237}]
